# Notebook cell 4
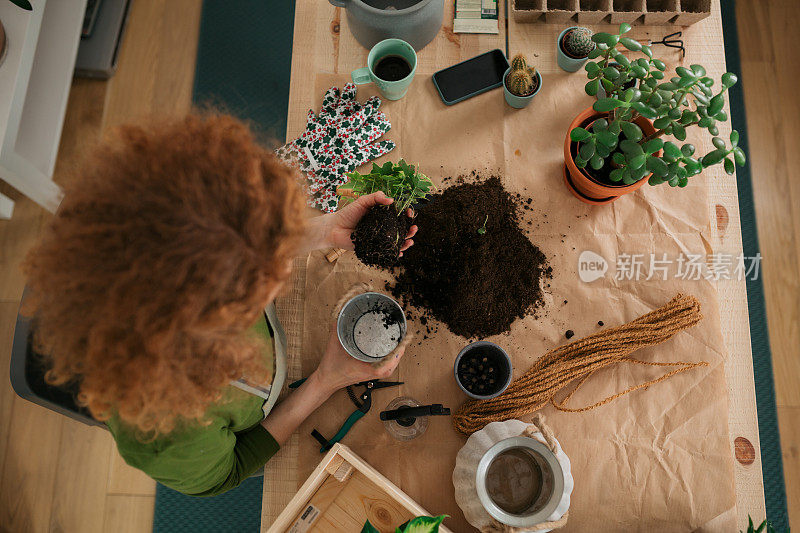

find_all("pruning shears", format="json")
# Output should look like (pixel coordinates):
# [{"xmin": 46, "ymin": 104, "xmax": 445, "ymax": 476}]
[{"xmin": 290, "ymin": 378, "xmax": 403, "ymax": 452}]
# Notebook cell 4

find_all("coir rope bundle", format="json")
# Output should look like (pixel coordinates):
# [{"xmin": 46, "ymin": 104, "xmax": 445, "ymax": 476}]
[{"xmin": 453, "ymin": 294, "xmax": 708, "ymax": 436}]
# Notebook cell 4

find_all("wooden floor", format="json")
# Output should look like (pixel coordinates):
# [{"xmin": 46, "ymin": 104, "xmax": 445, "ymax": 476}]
[
  {"xmin": 0, "ymin": 1, "xmax": 202, "ymax": 531},
  {"xmin": 0, "ymin": 0, "xmax": 796, "ymax": 531},
  {"xmin": 737, "ymin": 1, "xmax": 800, "ymax": 529}
]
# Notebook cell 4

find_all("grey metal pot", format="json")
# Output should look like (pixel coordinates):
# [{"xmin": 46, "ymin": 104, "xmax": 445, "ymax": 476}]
[
  {"xmin": 475, "ymin": 436, "xmax": 565, "ymax": 528},
  {"xmin": 328, "ymin": 0, "xmax": 444, "ymax": 51},
  {"xmin": 337, "ymin": 292, "xmax": 407, "ymax": 362}
]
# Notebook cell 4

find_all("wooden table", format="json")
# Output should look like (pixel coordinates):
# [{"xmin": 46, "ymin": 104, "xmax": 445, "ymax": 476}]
[{"xmin": 263, "ymin": 0, "xmax": 766, "ymax": 529}]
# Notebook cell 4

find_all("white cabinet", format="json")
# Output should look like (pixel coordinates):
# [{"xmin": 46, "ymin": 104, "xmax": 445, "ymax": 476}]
[{"xmin": 0, "ymin": 0, "xmax": 87, "ymax": 218}]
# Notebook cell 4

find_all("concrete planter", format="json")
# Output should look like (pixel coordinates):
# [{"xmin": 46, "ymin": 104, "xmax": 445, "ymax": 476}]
[{"xmin": 329, "ymin": 0, "xmax": 444, "ymax": 52}]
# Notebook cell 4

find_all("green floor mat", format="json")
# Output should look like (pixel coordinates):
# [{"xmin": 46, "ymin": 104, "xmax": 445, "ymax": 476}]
[
  {"xmin": 152, "ymin": 1, "xmax": 295, "ymax": 531},
  {"xmin": 153, "ymin": 477, "xmax": 265, "ymax": 533},
  {"xmin": 721, "ymin": 0, "xmax": 789, "ymax": 529},
  {"xmin": 192, "ymin": 0, "xmax": 296, "ymax": 143}
]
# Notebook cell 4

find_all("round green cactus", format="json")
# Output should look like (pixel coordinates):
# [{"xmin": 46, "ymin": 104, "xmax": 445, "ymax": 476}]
[
  {"xmin": 564, "ymin": 27, "xmax": 595, "ymax": 58},
  {"xmin": 510, "ymin": 53, "xmax": 528, "ymax": 72}
]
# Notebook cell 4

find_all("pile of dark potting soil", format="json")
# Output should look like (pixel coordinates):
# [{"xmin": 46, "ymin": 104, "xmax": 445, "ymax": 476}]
[{"xmin": 390, "ymin": 177, "xmax": 550, "ymax": 339}]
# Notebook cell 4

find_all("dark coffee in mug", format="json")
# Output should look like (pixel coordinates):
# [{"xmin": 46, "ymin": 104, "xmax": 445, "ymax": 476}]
[{"xmin": 374, "ymin": 55, "xmax": 412, "ymax": 82}]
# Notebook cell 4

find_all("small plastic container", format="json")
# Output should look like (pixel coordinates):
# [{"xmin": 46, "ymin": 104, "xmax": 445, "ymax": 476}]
[{"xmin": 454, "ymin": 341, "xmax": 513, "ymax": 399}]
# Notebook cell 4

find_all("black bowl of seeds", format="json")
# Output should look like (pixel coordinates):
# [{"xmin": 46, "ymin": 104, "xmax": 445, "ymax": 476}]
[{"xmin": 454, "ymin": 341, "xmax": 513, "ymax": 400}]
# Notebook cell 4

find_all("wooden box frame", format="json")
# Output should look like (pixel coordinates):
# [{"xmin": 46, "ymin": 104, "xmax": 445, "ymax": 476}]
[{"xmin": 267, "ymin": 444, "xmax": 454, "ymax": 533}]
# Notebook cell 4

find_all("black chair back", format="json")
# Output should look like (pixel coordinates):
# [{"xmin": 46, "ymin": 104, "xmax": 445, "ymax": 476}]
[{"xmin": 10, "ymin": 292, "xmax": 104, "ymax": 428}]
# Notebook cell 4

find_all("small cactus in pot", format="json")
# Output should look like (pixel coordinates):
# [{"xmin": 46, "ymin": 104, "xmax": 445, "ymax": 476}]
[
  {"xmin": 557, "ymin": 26, "xmax": 595, "ymax": 72},
  {"xmin": 510, "ymin": 54, "xmax": 528, "ymax": 72},
  {"xmin": 563, "ymin": 27, "xmax": 595, "ymax": 58},
  {"xmin": 508, "ymin": 67, "xmax": 536, "ymax": 97},
  {"xmin": 503, "ymin": 54, "xmax": 542, "ymax": 108}
]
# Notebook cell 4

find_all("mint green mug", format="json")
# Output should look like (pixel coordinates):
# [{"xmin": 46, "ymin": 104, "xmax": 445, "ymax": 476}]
[{"xmin": 351, "ymin": 38, "xmax": 417, "ymax": 101}]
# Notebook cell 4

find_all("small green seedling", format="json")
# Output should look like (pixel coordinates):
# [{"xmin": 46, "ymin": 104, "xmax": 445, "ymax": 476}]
[
  {"xmin": 340, "ymin": 159, "xmax": 435, "ymax": 214},
  {"xmin": 477, "ymin": 215, "xmax": 488, "ymax": 235}
]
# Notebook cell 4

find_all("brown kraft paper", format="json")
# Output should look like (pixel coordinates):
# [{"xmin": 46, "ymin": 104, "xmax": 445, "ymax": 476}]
[{"xmin": 293, "ymin": 73, "xmax": 736, "ymax": 532}]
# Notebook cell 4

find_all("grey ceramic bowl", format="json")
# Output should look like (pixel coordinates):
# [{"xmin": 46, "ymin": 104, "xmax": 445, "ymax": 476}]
[
  {"xmin": 328, "ymin": 0, "xmax": 444, "ymax": 52},
  {"xmin": 454, "ymin": 341, "xmax": 512, "ymax": 399},
  {"xmin": 337, "ymin": 292, "xmax": 407, "ymax": 362},
  {"xmin": 475, "ymin": 436, "xmax": 565, "ymax": 528}
]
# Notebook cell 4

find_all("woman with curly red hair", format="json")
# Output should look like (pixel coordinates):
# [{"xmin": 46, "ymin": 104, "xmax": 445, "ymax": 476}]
[{"xmin": 22, "ymin": 114, "xmax": 415, "ymax": 496}]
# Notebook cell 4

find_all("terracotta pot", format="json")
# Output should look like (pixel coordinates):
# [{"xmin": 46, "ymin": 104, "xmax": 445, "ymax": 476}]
[{"xmin": 563, "ymin": 106, "xmax": 661, "ymax": 205}]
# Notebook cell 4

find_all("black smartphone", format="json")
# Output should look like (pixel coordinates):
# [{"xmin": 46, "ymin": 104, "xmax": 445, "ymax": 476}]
[{"xmin": 432, "ymin": 49, "xmax": 510, "ymax": 106}]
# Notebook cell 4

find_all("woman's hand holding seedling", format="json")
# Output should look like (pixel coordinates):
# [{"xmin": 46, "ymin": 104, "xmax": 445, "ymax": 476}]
[
  {"xmin": 326, "ymin": 192, "xmax": 417, "ymax": 255},
  {"xmin": 334, "ymin": 161, "xmax": 434, "ymax": 267},
  {"xmin": 300, "ymin": 191, "xmax": 417, "ymax": 256}
]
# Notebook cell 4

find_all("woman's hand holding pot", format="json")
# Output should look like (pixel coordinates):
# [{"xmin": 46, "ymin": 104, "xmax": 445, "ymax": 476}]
[{"xmin": 311, "ymin": 323, "xmax": 406, "ymax": 395}]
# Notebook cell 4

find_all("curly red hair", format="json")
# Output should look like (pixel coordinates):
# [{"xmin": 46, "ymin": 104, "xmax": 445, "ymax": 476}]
[{"xmin": 23, "ymin": 114, "xmax": 306, "ymax": 435}]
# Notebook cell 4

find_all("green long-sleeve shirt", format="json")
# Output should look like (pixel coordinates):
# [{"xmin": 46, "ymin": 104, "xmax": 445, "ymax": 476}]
[{"xmin": 106, "ymin": 314, "xmax": 280, "ymax": 496}]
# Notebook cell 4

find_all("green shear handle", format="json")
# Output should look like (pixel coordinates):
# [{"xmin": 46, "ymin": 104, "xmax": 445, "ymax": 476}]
[
  {"xmin": 313, "ymin": 410, "xmax": 366, "ymax": 452},
  {"xmin": 291, "ymin": 378, "xmax": 403, "ymax": 452}
]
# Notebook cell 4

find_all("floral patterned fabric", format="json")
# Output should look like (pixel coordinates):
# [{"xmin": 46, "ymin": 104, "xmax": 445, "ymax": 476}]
[{"xmin": 276, "ymin": 84, "xmax": 395, "ymax": 212}]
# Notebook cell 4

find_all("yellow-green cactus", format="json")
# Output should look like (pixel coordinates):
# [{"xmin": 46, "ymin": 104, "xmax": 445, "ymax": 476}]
[
  {"xmin": 510, "ymin": 53, "xmax": 528, "ymax": 72},
  {"xmin": 508, "ymin": 68, "xmax": 534, "ymax": 96}
]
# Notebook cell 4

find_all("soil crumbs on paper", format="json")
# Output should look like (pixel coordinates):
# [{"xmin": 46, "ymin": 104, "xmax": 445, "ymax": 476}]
[{"xmin": 389, "ymin": 176, "xmax": 550, "ymax": 338}]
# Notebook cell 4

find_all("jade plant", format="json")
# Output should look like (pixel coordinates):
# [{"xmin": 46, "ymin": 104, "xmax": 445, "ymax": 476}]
[
  {"xmin": 339, "ymin": 160, "xmax": 435, "ymax": 268},
  {"xmin": 362, "ymin": 514, "xmax": 447, "ymax": 533},
  {"xmin": 506, "ymin": 54, "xmax": 538, "ymax": 97},
  {"xmin": 564, "ymin": 27, "xmax": 595, "ymax": 58},
  {"xmin": 570, "ymin": 23, "xmax": 746, "ymax": 187}
]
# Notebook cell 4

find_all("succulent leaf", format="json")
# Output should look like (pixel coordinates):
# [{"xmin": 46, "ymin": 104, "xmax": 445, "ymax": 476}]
[
  {"xmin": 721, "ymin": 72, "xmax": 738, "ymax": 88},
  {"xmin": 593, "ymin": 98, "xmax": 625, "ymax": 112},
  {"xmin": 570, "ymin": 127, "xmax": 592, "ymax": 142},
  {"xmin": 620, "ymin": 37, "xmax": 641, "ymax": 51},
  {"xmin": 724, "ymin": 157, "xmax": 735, "ymax": 175}
]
